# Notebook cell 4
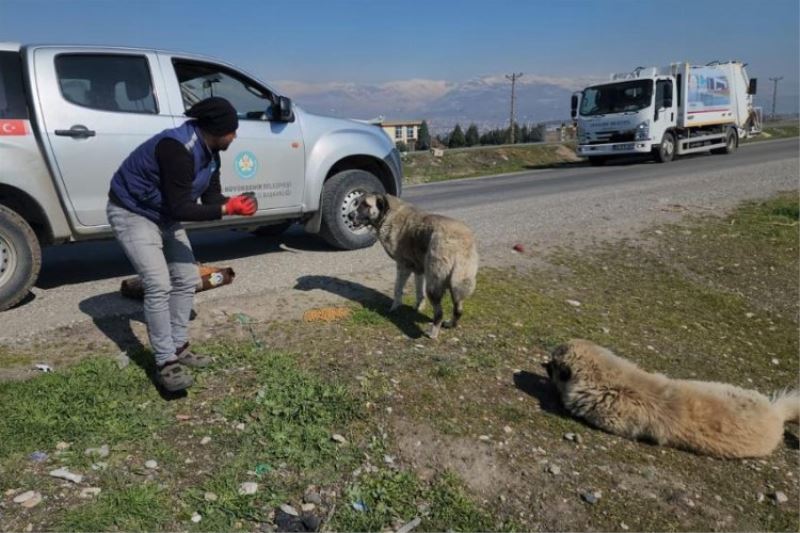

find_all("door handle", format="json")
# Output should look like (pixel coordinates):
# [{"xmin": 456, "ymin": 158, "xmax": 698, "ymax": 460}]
[{"xmin": 55, "ymin": 125, "xmax": 96, "ymax": 138}]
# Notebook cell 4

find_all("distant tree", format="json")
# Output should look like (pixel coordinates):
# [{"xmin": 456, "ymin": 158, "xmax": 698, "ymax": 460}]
[
  {"xmin": 520, "ymin": 124, "xmax": 530, "ymax": 143},
  {"xmin": 395, "ymin": 141, "xmax": 409, "ymax": 152},
  {"xmin": 465, "ymin": 124, "xmax": 480, "ymax": 147},
  {"xmin": 415, "ymin": 121, "xmax": 431, "ymax": 150},
  {"xmin": 529, "ymin": 123, "xmax": 545, "ymax": 143},
  {"xmin": 448, "ymin": 124, "xmax": 466, "ymax": 148}
]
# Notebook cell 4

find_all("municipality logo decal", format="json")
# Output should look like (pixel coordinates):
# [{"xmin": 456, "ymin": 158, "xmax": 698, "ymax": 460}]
[{"xmin": 234, "ymin": 151, "xmax": 258, "ymax": 179}]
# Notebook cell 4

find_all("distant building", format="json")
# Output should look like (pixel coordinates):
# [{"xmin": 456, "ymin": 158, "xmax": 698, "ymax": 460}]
[{"xmin": 380, "ymin": 120, "xmax": 423, "ymax": 147}]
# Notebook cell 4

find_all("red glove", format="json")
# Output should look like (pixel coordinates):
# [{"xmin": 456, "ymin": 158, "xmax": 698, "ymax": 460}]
[{"xmin": 224, "ymin": 195, "xmax": 257, "ymax": 216}]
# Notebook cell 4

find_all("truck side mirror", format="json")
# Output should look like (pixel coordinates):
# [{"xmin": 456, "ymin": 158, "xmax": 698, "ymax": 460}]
[
  {"xmin": 270, "ymin": 96, "xmax": 294, "ymax": 122},
  {"xmin": 748, "ymin": 78, "xmax": 757, "ymax": 95},
  {"xmin": 570, "ymin": 93, "xmax": 579, "ymax": 119}
]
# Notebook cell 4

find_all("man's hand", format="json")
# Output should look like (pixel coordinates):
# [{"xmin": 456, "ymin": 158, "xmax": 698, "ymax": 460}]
[{"xmin": 224, "ymin": 195, "xmax": 257, "ymax": 216}]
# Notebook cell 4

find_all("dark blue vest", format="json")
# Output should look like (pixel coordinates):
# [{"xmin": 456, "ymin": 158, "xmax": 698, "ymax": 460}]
[{"xmin": 110, "ymin": 121, "xmax": 217, "ymax": 224}]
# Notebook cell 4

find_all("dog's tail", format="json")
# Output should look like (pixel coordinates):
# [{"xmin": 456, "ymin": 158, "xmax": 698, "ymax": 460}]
[{"xmin": 771, "ymin": 389, "xmax": 800, "ymax": 423}]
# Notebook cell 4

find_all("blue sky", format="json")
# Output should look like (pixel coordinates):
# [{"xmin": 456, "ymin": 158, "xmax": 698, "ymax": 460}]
[{"xmin": 1, "ymin": 0, "xmax": 798, "ymax": 89}]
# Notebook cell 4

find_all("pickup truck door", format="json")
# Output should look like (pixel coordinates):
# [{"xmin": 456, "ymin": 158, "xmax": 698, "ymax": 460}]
[
  {"xmin": 159, "ymin": 55, "xmax": 305, "ymax": 213},
  {"xmin": 34, "ymin": 48, "xmax": 175, "ymax": 228}
]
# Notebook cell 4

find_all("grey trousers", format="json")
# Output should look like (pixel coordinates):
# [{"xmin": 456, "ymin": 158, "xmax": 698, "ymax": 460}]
[{"xmin": 107, "ymin": 202, "xmax": 200, "ymax": 365}]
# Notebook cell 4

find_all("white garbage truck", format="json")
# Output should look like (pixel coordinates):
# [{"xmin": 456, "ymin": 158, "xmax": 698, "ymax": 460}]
[{"xmin": 571, "ymin": 61, "xmax": 761, "ymax": 165}]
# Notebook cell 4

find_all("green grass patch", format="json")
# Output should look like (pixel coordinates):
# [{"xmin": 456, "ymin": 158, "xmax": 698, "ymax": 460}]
[
  {"xmin": 0, "ymin": 357, "xmax": 170, "ymax": 459},
  {"xmin": 333, "ymin": 469, "xmax": 499, "ymax": 532},
  {"xmin": 403, "ymin": 143, "xmax": 578, "ymax": 183},
  {"xmin": 59, "ymin": 483, "xmax": 172, "ymax": 532}
]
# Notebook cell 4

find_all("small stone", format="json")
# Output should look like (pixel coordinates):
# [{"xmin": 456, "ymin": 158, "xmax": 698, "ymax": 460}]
[
  {"xmin": 145, "ymin": 460, "xmax": 158, "ymax": 469},
  {"xmin": 396, "ymin": 517, "xmax": 422, "ymax": 533},
  {"xmin": 620, "ymin": 522, "xmax": 629, "ymax": 531},
  {"xmin": 601, "ymin": 327, "xmax": 610, "ymax": 334},
  {"xmin": 13, "ymin": 491, "xmax": 39, "ymax": 504},
  {"xmin": 745, "ymin": 312, "xmax": 755, "ymax": 318},
  {"xmin": 301, "ymin": 503, "xmax": 316, "ymax": 512},
  {"xmin": 116, "ymin": 352, "xmax": 130, "ymax": 369},
  {"xmin": 548, "ymin": 464, "xmax": 561, "ymax": 476},
  {"xmin": 383, "ymin": 454, "xmax": 395, "ymax": 465},
  {"xmin": 238, "ymin": 482, "xmax": 258, "ymax": 495},
  {"xmin": 200, "ymin": 436, "xmax": 212, "ymax": 445},
  {"xmin": 5, "ymin": 489, "xmax": 17, "ymax": 497},
  {"xmin": 20, "ymin": 493, "xmax": 42, "ymax": 509},
  {"xmin": 235, "ymin": 423, "xmax": 246, "ymax": 431},
  {"xmin": 280, "ymin": 504, "xmax": 299, "ymax": 516},
  {"xmin": 332, "ymin": 433, "xmax": 347, "ymax": 444},
  {"xmin": 49, "ymin": 468, "xmax": 83, "ymax": 484},
  {"xmin": 478, "ymin": 435, "xmax": 491, "ymax": 442},
  {"xmin": 566, "ymin": 299, "xmax": 581, "ymax": 307},
  {"xmin": 757, "ymin": 492, "xmax": 765, "ymax": 503},
  {"xmin": 771, "ymin": 358, "xmax": 780, "ymax": 365},
  {"xmin": 581, "ymin": 490, "xmax": 601, "ymax": 504},
  {"xmin": 304, "ymin": 488, "xmax": 322, "ymax": 505},
  {"xmin": 79, "ymin": 487, "xmax": 102, "ymax": 499},
  {"xmin": 29, "ymin": 451, "xmax": 48, "ymax": 462},
  {"xmin": 772, "ymin": 491, "xmax": 788, "ymax": 505},
  {"xmin": 351, "ymin": 500, "xmax": 366, "ymax": 512},
  {"xmin": 191, "ymin": 512, "xmax": 202, "ymax": 523},
  {"xmin": 55, "ymin": 441, "xmax": 70, "ymax": 451},
  {"xmin": 84, "ymin": 445, "xmax": 110, "ymax": 458},
  {"xmin": 204, "ymin": 492, "xmax": 218, "ymax": 502},
  {"xmin": 175, "ymin": 414, "xmax": 192, "ymax": 421},
  {"xmin": 503, "ymin": 425, "xmax": 513, "ymax": 434},
  {"xmin": 302, "ymin": 514, "xmax": 321, "ymax": 531}
]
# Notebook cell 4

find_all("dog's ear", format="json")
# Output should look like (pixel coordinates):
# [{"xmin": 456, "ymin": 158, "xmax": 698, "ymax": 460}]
[
  {"xmin": 376, "ymin": 194, "xmax": 387, "ymax": 212},
  {"xmin": 558, "ymin": 364, "xmax": 572, "ymax": 383}
]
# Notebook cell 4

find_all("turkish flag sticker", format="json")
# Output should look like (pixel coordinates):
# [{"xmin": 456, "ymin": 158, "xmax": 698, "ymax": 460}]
[{"xmin": 0, "ymin": 120, "xmax": 27, "ymax": 135}]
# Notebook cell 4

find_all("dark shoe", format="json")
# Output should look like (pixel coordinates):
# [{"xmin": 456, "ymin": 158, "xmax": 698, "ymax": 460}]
[
  {"xmin": 157, "ymin": 361, "xmax": 194, "ymax": 391},
  {"xmin": 175, "ymin": 343, "xmax": 213, "ymax": 368}
]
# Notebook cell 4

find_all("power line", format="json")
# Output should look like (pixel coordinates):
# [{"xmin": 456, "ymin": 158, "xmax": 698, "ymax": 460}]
[
  {"xmin": 768, "ymin": 76, "xmax": 783, "ymax": 119},
  {"xmin": 506, "ymin": 72, "xmax": 523, "ymax": 143}
]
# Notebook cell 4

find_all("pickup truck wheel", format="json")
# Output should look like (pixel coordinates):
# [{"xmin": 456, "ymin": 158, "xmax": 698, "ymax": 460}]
[
  {"xmin": 252, "ymin": 221, "xmax": 292, "ymax": 237},
  {"xmin": 0, "ymin": 205, "xmax": 41, "ymax": 311},
  {"xmin": 319, "ymin": 170, "xmax": 386, "ymax": 250},
  {"xmin": 655, "ymin": 132, "xmax": 675, "ymax": 163},
  {"xmin": 711, "ymin": 129, "xmax": 738, "ymax": 155}
]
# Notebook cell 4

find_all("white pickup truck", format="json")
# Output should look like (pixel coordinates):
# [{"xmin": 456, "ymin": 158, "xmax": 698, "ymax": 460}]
[{"xmin": 0, "ymin": 43, "xmax": 403, "ymax": 310}]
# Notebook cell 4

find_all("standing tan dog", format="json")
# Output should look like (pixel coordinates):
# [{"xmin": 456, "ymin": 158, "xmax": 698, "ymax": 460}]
[
  {"xmin": 350, "ymin": 194, "xmax": 478, "ymax": 338},
  {"xmin": 545, "ymin": 339, "xmax": 799, "ymax": 458}
]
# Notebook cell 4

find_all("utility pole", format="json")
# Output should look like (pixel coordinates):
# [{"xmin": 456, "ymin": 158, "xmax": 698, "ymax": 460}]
[
  {"xmin": 769, "ymin": 77, "xmax": 783, "ymax": 119},
  {"xmin": 506, "ymin": 72, "xmax": 523, "ymax": 143}
]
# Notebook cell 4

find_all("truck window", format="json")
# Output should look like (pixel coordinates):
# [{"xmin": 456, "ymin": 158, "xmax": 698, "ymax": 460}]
[
  {"xmin": 54, "ymin": 54, "xmax": 158, "ymax": 114},
  {"xmin": 172, "ymin": 60, "xmax": 272, "ymax": 120},
  {"xmin": 0, "ymin": 52, "xmax": 29, "ymax": 119},
  {"xmin": 580, "ymin": 80, "xmax": 653, "ymax": 116}
]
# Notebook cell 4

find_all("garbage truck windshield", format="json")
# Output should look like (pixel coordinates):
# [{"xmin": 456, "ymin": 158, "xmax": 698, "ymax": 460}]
[{"xmin": 580, "ymin": 80, "xmax": 653, "ymax": 116}]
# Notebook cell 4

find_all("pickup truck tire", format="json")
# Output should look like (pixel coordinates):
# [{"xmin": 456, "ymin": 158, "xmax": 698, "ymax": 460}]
[
  {"xmin": 655, "ymin": 131, "xmax": 675, "ymax": 163},
  {"xmin": 711, "ymin": 129, "xmax": 738, "ymax": 155},
  {"xmin": 252, "ymin": 221, "xmax": 293, "ymax": 238},
  {"xmin": 0, "ymin": 205, "xmax": 41, "ymax": 311},
  {"xmin": 319, "ymin": 169, "xmax": 386, "ymax": 250}
]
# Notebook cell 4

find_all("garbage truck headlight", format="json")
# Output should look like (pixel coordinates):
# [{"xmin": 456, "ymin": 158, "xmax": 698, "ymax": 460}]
[{"xmin": 634, "ymin": 121, "xmax": 650, "ymax": 141}]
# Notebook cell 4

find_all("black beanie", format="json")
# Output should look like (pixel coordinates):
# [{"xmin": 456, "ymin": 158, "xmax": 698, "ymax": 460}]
[{"xmin": 185, "ymin": 97, "xmax": 239, "ymax": 136}]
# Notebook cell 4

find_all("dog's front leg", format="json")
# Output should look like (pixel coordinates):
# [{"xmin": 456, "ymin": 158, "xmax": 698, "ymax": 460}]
[
  {"xmin": 389, "ymin": 266, "xmax": 412, "ymax": 312},
  {"xmin": 414, "ymin": 273, "xmax": 426, "ymax": 312}
]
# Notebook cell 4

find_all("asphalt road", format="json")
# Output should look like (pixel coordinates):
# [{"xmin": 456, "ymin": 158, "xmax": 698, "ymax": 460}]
[{"xmin": 1, "ymin": 138, "xmax": 797, "ymax": 343}]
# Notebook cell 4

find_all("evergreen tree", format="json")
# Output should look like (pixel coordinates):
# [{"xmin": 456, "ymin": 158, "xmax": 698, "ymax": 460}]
[
  {"xmin": 448, "ymin": 124, "xmax": 466, "ymax": 148},
  {"xmin": 465, "ymin": 124, "xmax": 479, "ymax": 147},
  {"xmin": 415, "ymin": 120, "xmax": 431, "ymax": 150}
]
